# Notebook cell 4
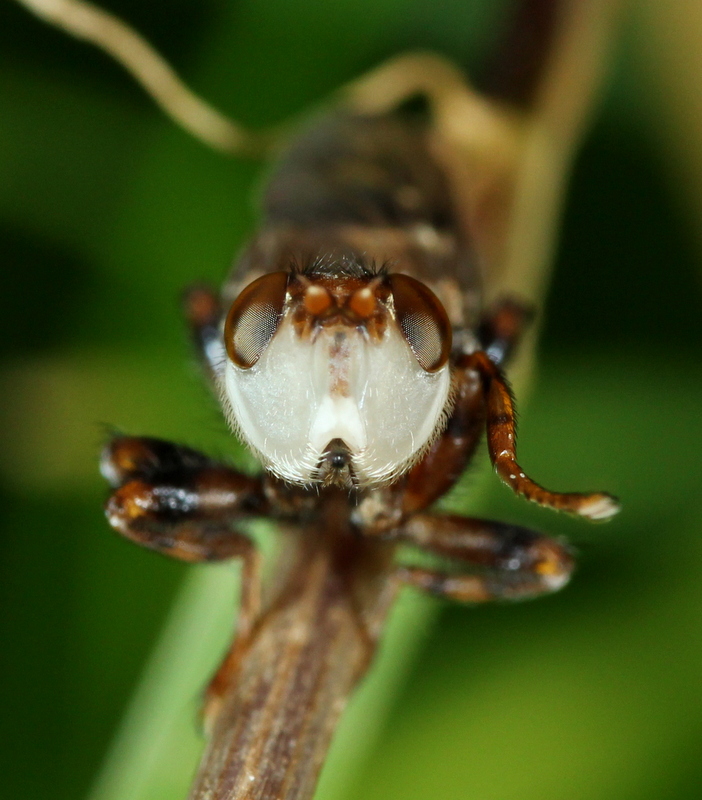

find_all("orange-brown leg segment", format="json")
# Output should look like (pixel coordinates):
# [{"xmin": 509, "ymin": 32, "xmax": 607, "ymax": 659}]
[
  {"xmin": 396, "ymin": 512, "xmax": 574, "ymax": 602},
  {"xmin": 102, "ymin": 436, "xmax": 268, "ymax": 560},
  {"xmin": 459, "ymin": 351, "xmax": 620, "ymax": 520}
]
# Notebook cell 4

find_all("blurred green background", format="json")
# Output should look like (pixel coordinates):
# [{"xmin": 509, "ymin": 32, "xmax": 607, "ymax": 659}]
[{"xmin": 2, "ymin": 1, "xmax": 702, "ymax": 798}]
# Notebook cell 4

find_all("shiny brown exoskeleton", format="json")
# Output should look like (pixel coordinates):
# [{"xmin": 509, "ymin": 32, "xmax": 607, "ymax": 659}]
[{"xmin": 12, "ymin": 0, "xmax": 623, "ymax": 797}]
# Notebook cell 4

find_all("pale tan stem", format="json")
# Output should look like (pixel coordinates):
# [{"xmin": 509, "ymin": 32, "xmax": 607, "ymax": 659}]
[
  {"xmin": 189, "ymin": 532, "xmax": 398, "ymax": 800},
  {"xmin": 15, "ymin": 0, "xmax": 268, "ymax": 155}
]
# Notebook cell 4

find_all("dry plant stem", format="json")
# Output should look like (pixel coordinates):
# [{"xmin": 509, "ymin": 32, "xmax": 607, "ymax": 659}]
[
  {"xmin": 191, "ymin": 519, "xmax": 398, "ymax": 800},
  {"xmin": 15, "ymin": 0, "xmax": 268, "ymax": 155}
]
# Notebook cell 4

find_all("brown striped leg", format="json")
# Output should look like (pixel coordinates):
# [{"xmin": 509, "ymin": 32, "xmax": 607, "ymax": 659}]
[
  {"xmin": 101, "ymin": 436, "xmax": 267, "ymax": 727},
  {"xmin": 396, "ymin": 513, "xmax": 574, "ymax": 602},
  {"xmin": 101, "ymin": 436, "xmax": 268, "ymax": 560},
  {"xmin": 461, "ymin": 351, "xmax": 620, "ymax": 520},
  {"xmin": 102, "ymin": 436, "xmax": 266, "ymax": 561},
  {"xmin": 477, "ymin": 296, "xmax": 534, "ymax": 367},
  {"xmin": 182, "ymin": 284, "xmax": 226, "ymax": 384},
  {"xmin": 401, "ymin": 297, "xmax": 534, "ymax": 511}
]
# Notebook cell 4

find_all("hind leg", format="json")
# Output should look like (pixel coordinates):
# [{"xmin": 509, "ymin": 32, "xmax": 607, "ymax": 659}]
[{"xmin": 396, "ymin": 512, "xmax": 574, "ymax": 602}]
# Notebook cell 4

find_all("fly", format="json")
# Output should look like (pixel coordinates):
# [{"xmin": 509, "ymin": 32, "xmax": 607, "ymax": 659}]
[{"xmin": 16, "ymin": 1, "xmax": 623, "ymax": 799}]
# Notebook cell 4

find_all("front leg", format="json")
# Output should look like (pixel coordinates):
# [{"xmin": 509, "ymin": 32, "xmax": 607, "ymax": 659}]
[
  {"xmin": 401, "ymin": 297, "xmax": 535, "ymax": 513},
  {"xmin": 396, "ymin": 512, "xmax": 574, "ymax": 602},
  {"xmin": 101, "ymin": 436, "xmax": 267, "ymax": 725},
  {"xmin": 101, "ymin": 436, "xmax": 267, "ymax": 560},
  {"xmin": 462, "ymin": 351, "xmax": 620, "ymax": 520}
]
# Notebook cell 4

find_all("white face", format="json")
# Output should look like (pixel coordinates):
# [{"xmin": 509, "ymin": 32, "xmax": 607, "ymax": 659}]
[{"xmin": 219, "ymin": 271, "xmax": 453, "ymax": 487}]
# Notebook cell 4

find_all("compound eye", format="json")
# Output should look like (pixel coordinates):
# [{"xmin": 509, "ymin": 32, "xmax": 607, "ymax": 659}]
[
  {"xmin": 387, "ymin": 273, "xmax": 452, "ymax": 372},
  {"xmin": 224, "ymin": 272, "xmax": 288, "ymax": 368}
]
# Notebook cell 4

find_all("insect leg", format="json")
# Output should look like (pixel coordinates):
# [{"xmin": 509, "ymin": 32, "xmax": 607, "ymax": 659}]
[
  {"xmin": 462, "ymin": 351, "xmax": 620, "ymax": 520},
  {"xmin": 102, "ymin": 436, "xmax": 266, "ymax": 725},
  {"xmin": 477, "ymin": 296, "xmax": 534, "ymax": 368},
  {"xmin": 396, "ymin": 513, "xmax": 573, "ymax": 602},
  {"xmin": 102, "ymin": 436, "xmax": 267, "ymax": 561},
  {"xmin": 182, "ymin": 285, "xmax": 226, "ymax": 385}
]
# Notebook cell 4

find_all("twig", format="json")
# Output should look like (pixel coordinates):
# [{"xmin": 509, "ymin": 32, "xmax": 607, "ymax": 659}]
[{"xmin": 15, "ymin": 0, "xmax": 269, "ymax": 156}]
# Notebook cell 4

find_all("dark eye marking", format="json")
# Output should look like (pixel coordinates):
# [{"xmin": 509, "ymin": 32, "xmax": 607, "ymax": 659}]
[
  {"xmin": 224, "ymin": 272, "xmax": 288, "ymax": 368},
  {"xmin": 387, "ymin": 273, "xmax": 452, "ymax": 372}
]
